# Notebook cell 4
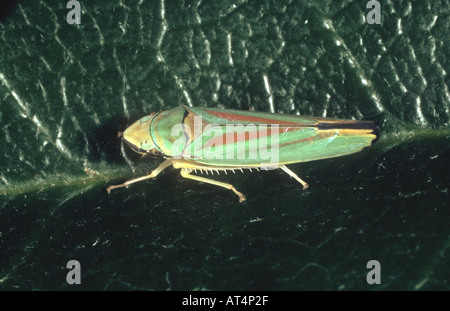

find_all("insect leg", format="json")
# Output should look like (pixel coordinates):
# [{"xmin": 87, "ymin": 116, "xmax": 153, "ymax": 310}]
[
  {"xmin": 106, "ymin": 159, "xmax": 173, "ymax": 193},
  {"xmin": 280, "ymin": 165, "xmax": 309, "ymax": 190},
  {"xmin": 180, "ymin": 169, "xmax": 246, "ymax": 203}
]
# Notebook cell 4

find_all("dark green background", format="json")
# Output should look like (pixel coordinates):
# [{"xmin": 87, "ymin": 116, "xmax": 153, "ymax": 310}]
[{"xmin": 0, "ymin": 0, "xmax": 449, "ymax": 290}]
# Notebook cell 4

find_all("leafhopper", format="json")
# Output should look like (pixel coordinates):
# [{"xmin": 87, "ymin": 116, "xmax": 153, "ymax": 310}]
[{"xmin": 107, "ymin": 106, "xmax": 379, "ymax": 202}]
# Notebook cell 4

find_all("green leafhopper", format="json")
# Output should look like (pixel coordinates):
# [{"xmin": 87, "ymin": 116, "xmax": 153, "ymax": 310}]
[{"xmin": 107, "ymin": 106, "xmax": 379, "ymax": 202}]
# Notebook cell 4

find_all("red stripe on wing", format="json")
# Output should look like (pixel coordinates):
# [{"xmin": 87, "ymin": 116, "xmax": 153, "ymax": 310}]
[
  {"xmin": 205, "ymin": 109, "xmax": 301, "ymax": 125},
  {"xmin": 200, "ymin": 126, "xmax": 298, "ymax": 149}
]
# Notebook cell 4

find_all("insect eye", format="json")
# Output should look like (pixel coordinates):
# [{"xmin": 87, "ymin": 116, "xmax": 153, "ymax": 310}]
[{"xmin": 147, "ymin": 149, "xmax": 161, "ymax": 157}]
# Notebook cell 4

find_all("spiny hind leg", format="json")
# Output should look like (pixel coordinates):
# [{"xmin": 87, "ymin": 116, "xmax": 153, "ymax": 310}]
[
  {"xmin": 180, "ymin": 169, "xmax": 246, "ymax": 203},
  {"xmin": 280, "ymin": 165, "xmax": 309, "ymax": 190},
  {"xmin": 107, "ymin": 159, "xmax": 173, "ymax": 193}
]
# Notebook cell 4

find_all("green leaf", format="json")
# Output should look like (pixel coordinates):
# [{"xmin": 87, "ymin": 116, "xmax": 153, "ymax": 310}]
[{"xmin": 0, "ymin": 0, "xmax": 449, "ymax": 290}]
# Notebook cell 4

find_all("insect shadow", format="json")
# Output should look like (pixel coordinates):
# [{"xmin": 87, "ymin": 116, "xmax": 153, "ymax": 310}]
[
  {"xmin": 80, "ymin": 116, "xmax": 132, "ymax": 164},
  {"xmin": 0, "ymin": 0, "xmax": 19, "ymax": 22}
]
